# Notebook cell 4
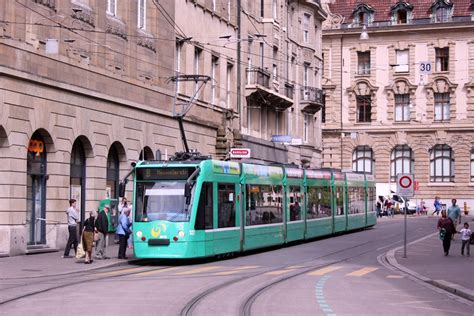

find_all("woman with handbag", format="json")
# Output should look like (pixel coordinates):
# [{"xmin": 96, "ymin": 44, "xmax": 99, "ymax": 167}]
[{"xmin": 82, "ymin": 211, "xmax": 96, "ymax": 264}]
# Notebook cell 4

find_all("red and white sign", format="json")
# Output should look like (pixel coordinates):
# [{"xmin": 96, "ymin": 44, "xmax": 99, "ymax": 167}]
[
  {"xmin": 230, "ymin": 148, "xmax": 251, "ymax": 159},
  {"xmin": 396, "ymin": 173, "xmax": 414, "ymax": 197}
]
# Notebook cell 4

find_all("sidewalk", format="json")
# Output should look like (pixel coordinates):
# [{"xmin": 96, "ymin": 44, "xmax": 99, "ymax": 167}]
[
  {"xmin": 387, "ymin": 216, "xmax": 474, "ymax": 302},
  {"xmin": 0, "ymin": 243, "xmax": 134, "ymax": 279}
]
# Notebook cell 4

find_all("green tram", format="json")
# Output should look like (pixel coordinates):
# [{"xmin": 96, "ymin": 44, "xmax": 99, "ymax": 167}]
[{"xmin": 124, "ymin": 160, "xmax": 376, "ymax": 259}]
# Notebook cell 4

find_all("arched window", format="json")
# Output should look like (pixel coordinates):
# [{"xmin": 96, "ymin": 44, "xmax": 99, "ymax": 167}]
[
  {"xmin": 139, "ymin": 146, "xmax": 154, "ymax": 160},
  {"xmin": 390, "ymin": 145, "xmax": 413, "ymax": 181},
  {"xmin": 352, "ymin": 146, "xmax": 373, "ymax": 174},
  {"xmin": 470, "ymin": 149, "xmax": 474, "ymax": 182},
  {"xmin": 430, "ymin": 144, "xmax": 454, "ymax": 182},
  {"xmin": 70, "ymin": 139, "xmax": 86, "ymax": 223},
  {"xmin": 106, "ymin": 145, "xmax": 120, "ymax": 199}
]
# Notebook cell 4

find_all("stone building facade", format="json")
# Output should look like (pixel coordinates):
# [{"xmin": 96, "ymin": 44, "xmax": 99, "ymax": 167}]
[
  {"xmin": 0, "ymin": 0, "xmax": 226, "ymax": 256},
  {"xmin": 0, "ymin": 0, "xmax": 326, "ymax": 256},
  {"xmin": 321, "ymin": 0, "xmax": 474, "ymax": 209}
]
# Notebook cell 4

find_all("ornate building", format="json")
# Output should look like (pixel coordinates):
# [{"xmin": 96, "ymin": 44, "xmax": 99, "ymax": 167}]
[
  {"xmin": 321, "ymin": 0, "xmax": 474, "ymax": 209},
  {"xmin": 0, "ymin": 0, "xmax": 326, "ymax": 256}
]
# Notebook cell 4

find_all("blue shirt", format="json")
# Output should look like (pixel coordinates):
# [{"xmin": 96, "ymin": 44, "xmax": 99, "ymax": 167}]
[
  {"xmin": 116, "ymin": 214, "xmax": 132, "ymax": 236},
  {"xmin": 447, "ymin": 205, "xmax": 461, "ymax": 222}
]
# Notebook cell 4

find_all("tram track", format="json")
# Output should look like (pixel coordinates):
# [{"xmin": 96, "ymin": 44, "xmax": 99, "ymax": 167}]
[
  {"xmin": 0, "ymin": 220, "xmax": 427, "ymax": 311},
  {"xmin": 180, "ymin": 228, "xmax": 410, "ymax": 316}
]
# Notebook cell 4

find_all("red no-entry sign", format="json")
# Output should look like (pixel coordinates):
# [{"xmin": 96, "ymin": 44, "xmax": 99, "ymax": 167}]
[{"xmin": 396, "ymin": 173, "xmax": 414, "ymax": 197}]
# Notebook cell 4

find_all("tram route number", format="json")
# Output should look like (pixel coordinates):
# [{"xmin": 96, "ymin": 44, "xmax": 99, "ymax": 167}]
[{"xmin": 419, "ymin": 62, "xmax": 432, "ymax": 75}]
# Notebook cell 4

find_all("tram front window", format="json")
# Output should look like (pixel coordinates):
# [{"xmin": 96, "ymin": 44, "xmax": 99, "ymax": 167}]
[{"xmin": 135, "ymin": 181, "xmax": 191, "ymax": 222}]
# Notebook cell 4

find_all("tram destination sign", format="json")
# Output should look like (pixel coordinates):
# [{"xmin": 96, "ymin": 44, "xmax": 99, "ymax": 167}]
[{"xmin": 137, "ymin": 167, "xmax": 192, "ymax": 180}]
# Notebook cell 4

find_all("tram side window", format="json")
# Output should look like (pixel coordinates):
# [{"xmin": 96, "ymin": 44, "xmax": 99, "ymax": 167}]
[
  {"xmin": 289, "ymin": 186, "xmax": 302, "ymax": 221},
  {"xmin": 307, "ymin": 186, "xmax": 332, "ymax": 219},
  {"xmin": 336, "ymin": 186, "xmax": 344, "ymax": 215},
  {"xmin": 195, "ymin": 182, "xmax": 213, "ymax": 230},
  {"xmin": 246, "ymin": 184, "xmax": 283, "ymax": 226},
  {"xmin": 367, "ymin": 187, "xmax": 376, "ymax": 213},
  {"xmin": 218, "ymin": 183, "xmax": 235, "ymax": 228},
  {"xmin": 348, "ymin": 186, "xmax": 364, "ymax": 214}
]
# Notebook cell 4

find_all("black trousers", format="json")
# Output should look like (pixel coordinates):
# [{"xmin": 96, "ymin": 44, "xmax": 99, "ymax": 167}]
[
  {"xmin": 64, "ymin": 225, "xmax": 78, "ymax": 256},
  {"xmin": 118, "ymin": 234, "xmax": 128, "ymax": 258},
  {"xmin": 442, "ymin": 234, "xmax": 452, "ymax": 254}
]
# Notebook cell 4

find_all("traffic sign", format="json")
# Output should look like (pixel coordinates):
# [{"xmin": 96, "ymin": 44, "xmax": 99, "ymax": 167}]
[
  {"xmin": 419, "ymin": 62, "xmax": 432, "ymax": 75},
  {"xmin": 396, "ymin": 173, "xmax": 414, "ymax": 197},
  {"xmin": 230, "ymin": 148, "xmax": 251, "ymax": 159}
]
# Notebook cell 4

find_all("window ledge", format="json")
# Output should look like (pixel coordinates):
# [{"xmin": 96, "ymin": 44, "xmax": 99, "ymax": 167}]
[
  {"xmin": 468, "ymin": 183, "xmax": 474, "ymax": 187},
  {"xmin": 427, "ymin": 182, "xmax": 455, "ymax": 187},
  {"xmin": 393, "ymin": 71, "xmax": 409, "ymax": 75},
  {"xmin": 393, "ymin": 120, "xmax": 410, "ymax": 124},
  {"xmin": 355, "ymin": 74, "xmax": 371, "ymax": 78},
  {"xmin": 434, "ymin": 70, "xmax": 449, "ymax": 75}
]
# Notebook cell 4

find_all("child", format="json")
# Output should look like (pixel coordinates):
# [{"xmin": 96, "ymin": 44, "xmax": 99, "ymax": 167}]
[{"xmin": 460, "ymin": 222, "xmax": 472, "ymax": 256}]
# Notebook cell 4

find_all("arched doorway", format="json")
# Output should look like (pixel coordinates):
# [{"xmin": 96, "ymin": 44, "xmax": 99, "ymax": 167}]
[
  {"xmin": 26, "ymin": 132, "xmax": 47, "ymax": 245},
  {"xmin": 139, "ymin": 146, "xmax": 154, "ymax": 160},
  {"xmin": 70, "ymin": 139, "xmax": 86, "ymax": 224},
  {"xmin": 106, "ymin": 145, "xmax": 120, "ymax": 199}
]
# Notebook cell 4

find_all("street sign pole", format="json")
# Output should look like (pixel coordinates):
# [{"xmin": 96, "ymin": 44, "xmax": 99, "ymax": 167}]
[
  {"xmin": 404, "ymin": 200, "xmax": 407, "ymax": 258},
  {"xmin": 397, "ymin": 173, "xmax": 414, "ymax": 259}
]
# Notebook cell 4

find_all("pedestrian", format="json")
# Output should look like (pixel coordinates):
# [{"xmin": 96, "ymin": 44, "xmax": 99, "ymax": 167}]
[
  {"xmin": 117, "ymin": 208, "xmax": 132, "ymax": 259},
  {"xmin": 437, "ymin": 210, "xmax": 456, "ymax": 256},
  {"xmin": 63, "ymin": 199, "xmax": 79, "ymax": 258},
  {"xmin": 447, "ymin": 199, "xmax": 461, "ymax": 225},
  {"xmin": 95, "ymin": 204, "xmax": 110, "ymax": 260},
  {"xmin": 119, "ymin": 197, "xmax": 130, "ymax": 215},
  {"xmin": 119, "ymin": 197, "xmax": 134, "ymax": 249},
  {"xmin": 384, "ymin": 197, "xmax": 393, "ymax": 218},
  {"xmin": 419, "ymin": 199, "xmax": 427, "ymax": 215},
  {"xmin": 460, "ymin": 222, "xmax": 471, "ymax": 256},
  {"xmin": 376, "ymin": 196, "xmax": 383, "ymax": 218},
  {"xmin": 432, "ymin": 196, "xmax": 442, "ymax": 215},
  {"xmin": 82, "ymin": 211, "xmax": 96, "ymax": 264}
]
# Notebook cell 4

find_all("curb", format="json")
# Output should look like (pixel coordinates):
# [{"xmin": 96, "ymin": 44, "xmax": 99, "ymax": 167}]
[
  {"xmin": 0, "ymin": 258, "xmax": 139, "ymax": 280},
  {"xmin": 385, "ymin": 232, "xmax": 474, "ymax": 302}
]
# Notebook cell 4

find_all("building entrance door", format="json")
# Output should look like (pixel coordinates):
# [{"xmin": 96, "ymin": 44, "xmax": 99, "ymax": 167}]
[{"xmin": 26, "ymin": 133, "xmax": 47, "ymax": 245}]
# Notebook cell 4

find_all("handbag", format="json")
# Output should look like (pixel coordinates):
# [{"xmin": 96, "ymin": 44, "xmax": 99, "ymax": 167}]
[
  {"xmin": 439, "ymin": 228, "xmax": 446, "ymax": 241},
  {"xmin": 76, "ymin": 243, "xmax": 85, "ymax": 259}
]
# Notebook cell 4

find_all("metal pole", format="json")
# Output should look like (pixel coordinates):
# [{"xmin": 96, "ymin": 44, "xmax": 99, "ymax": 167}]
[
  {"xmin": 403, "ymin": 199, "xmax": 407, "ymax": 258},
  {"xmin": 237, "ymin": 0, "xmax": 242, "ymax": 129}
]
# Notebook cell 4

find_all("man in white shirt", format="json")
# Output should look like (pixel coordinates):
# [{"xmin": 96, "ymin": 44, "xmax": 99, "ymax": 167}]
[{"xmin": 63, "ymin": 199, "xmax": 79, "ymax": 258}]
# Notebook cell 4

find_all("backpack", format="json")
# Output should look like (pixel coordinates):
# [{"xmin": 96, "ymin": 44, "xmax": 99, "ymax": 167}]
[{"xmin": 439, "ymin": 228, "xmax": 446, "ymax": 241}]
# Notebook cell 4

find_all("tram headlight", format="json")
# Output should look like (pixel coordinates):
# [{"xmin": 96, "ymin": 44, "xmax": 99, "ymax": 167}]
[
  {"xmin": 178, "ymin": 230, "xmax": 185, "ymax": 238},
  {"xmin": 136, "ymin": 231, "xmax": 143, "ymax": 238}
]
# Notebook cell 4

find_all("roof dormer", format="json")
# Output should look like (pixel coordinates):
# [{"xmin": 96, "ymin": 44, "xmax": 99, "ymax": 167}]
[
  {"xmin": 391, "ymin": 2, "xmax": 413, "ymax": 25},
  {"xmin": 352, "ymin": 3, "xmax": 374, "ymax": 27},
  {"xmin": 431, "ymin": 0, "xmax": 453, "ymax": 23}
]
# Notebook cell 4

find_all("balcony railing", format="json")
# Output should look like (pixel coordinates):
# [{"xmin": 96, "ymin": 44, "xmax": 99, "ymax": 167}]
[
  {"xmin": 246, "ymin": 67, "xmax": 270, "ymax": 89},
  {"xmin": 301, "ymin": 86, "xmax": 324, "ymax": 104}
]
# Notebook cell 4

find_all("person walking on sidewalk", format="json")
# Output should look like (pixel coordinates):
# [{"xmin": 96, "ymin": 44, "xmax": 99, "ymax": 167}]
[
  {"xmin": 460, "ymin": 222, "xmax": 472, "ymax": 256},
  {"xmin": 63, "ymin": 199, "xmax": 79, "ymax": 258},
  {"xmin": 447, "ymin": 199, "xmax": 461, "ymax": 225},
  {"xmin": 437, "ymin": 210, "xmax": 456, "ymax": 256},
  {"xmin": 432, "ymin": 196, "xmax": 442, "ymax": 216},
  {"xmin": 82, "ymin": 211, "xmax": 96, "ymax": 264},
  {"xmin": 95, "ymin": 205, "xmax": 110, "ymax": 260},
  {"xmin": 117, "ymin": 208, "xmax": 132, "ymax": 259}
]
